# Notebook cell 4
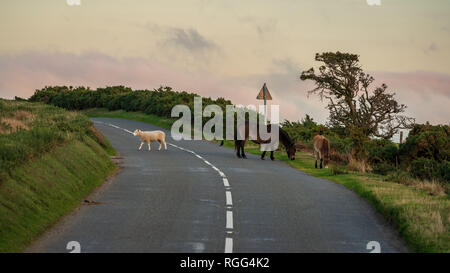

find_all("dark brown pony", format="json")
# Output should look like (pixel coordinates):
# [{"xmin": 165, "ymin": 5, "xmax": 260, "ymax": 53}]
[
  {"xmin": 313, "ymin": 135, "xmax": 330, "ymax": 168},
  {"xmin": 234, "ymin": 121, "xmax": 296, "ymax": 161}
]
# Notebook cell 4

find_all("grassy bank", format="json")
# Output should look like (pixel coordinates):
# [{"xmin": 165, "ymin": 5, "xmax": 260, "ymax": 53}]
[
  {"xmin": 0, "ymin": 101, "xmax": 117, "ymax": 252},
  {"xmin": 84, "ymin": 108, "xmax": 450, "ymax": 253}
]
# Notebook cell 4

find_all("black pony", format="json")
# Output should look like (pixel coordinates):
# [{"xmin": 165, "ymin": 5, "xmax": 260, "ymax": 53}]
[{"xmin": 227, "ymin": 121, "xmax": 296, "ymax": 160}]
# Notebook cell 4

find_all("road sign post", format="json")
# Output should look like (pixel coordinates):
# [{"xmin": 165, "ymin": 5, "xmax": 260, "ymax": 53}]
[{"xmin": 256, "ymin": 83, "xmax": 273, "ymax": 124}]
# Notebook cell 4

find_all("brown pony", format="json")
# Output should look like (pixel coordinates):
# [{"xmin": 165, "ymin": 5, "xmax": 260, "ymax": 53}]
[
  {"xmin": 234, "ymin": 121, "xmax": 296, "ymax": 161},
  {"xmin": 313, "ymin": 135, "xmax": 330, "ymax": 168}
]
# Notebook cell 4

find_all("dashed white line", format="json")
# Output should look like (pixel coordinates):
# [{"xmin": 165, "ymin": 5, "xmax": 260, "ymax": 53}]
[
  {"xmin": 225, "ymin": 237, "xmax": 233, "ymax": 253},
  {"xmin": 225, "ymin": 191, "xmax": 233, "ymax": 206},
  {"xmin": 222, "ymin": 178, "xmax": 230, "ymax": 187},
  {"xmin": 226, "ymin": 211, "xmax": 233, "ymax": 229}
]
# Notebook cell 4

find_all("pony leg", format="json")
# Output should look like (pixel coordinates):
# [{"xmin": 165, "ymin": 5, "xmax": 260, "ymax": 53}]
[
  {"xmin": 236, "ymin": 141, "xmax": 242, "ymax": 158},
  {"xmin": 319, "ymin": 151, "xmax": 323, "ymax": 168},
  {"xmin": 164, "ymin": 141, "xmax": 167, "ymax": 150},
  {"xmin": 270, "ymin": 151, "xmax": 274, "ymax": 161},
  {"xmin": 139, "ymin": 142, "xmax": 144, "ymax": 150},
  {"xmin": 148, "ymin": 141, "xmax": 151, "ymax": 151},
  {"xmin": 314, "ymin": 151, "xmax": 318, "ymax": 168},
  {"xmin": 241, "ymin": 144, "xmax": 247, "ymax": 159},
  {"xmin": 158, "ymin": 140, "xmax": 162, "ymax": 151},
  {"xmin": 261, "ymin": 151, "xmax": 266, "ymax": 160}
]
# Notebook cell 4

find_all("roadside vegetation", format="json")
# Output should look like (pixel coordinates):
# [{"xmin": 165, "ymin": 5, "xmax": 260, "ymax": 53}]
[{"xmin": 0, "ymin": 99, "xmax": 117, "ymax": 252}]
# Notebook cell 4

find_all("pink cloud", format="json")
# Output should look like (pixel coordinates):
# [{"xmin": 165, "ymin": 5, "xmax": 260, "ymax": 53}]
[{"xmin": 0, "ymin": 51, "xmax": 449, "ymax": 125}]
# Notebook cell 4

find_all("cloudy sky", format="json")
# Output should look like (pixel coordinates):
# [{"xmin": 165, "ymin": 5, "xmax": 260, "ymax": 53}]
[{"xmin": 1, "ymin": 0, "xmax": 449, "ymax": 125}]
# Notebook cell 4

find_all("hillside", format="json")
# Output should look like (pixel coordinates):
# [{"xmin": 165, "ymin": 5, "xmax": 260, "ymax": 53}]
[{"xmin": 0, "ymin": 99, "xmax": 117, "ymax": 252}]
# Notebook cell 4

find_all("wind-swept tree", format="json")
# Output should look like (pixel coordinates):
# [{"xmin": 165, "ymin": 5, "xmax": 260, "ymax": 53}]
[{"xmin": 300, "ymin": 52, "xmax": 414, "ymax": 158}]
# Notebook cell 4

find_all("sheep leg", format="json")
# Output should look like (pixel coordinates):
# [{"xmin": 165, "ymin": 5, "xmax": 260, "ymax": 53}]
[
  {"xmin": 158, "ymin": 141, "xmax": 162, "ymax": 151},
  {"xmin": 139, "ymin": 142, "xmax": 144, "ymax": 150},
  {"xmin": 147, "ymin": 141, "xmax": 151, "ymax": 151},
  {"xmin": 164, "ymin": 141, "xmax": 167, "ymax": 150}
]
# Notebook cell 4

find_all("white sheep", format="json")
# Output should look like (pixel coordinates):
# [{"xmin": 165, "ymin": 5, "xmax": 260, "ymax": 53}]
[{"xmin": 133, "ymin": 129, "xmax": 167, "ymax": 151}]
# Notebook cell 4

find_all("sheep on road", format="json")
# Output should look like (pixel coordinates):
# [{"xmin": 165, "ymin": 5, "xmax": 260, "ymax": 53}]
[{"xmin": 133, "ymin": 129, "xmax": 167, "ymax": 151}]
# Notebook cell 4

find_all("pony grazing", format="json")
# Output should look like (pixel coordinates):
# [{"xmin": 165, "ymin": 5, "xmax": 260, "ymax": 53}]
[
  {"xmin": 313, "ymin": 135, "xmax": 330, "ymax": 168},
  {"xmin": 234, "ymin": 121, "xmax": 296, "ymax": 161},
  {"xmin": 133, "ymin": 129, "xmax": 167, "ymax": 151}
]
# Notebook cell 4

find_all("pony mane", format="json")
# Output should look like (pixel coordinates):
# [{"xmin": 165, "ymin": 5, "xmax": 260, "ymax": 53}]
[{"xmin": 279, "ymin": 127, "xmax": 294, "ymax": 147}]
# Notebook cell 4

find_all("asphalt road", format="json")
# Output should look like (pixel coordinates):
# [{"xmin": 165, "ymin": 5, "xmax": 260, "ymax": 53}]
[{"xmin": 29, "ymin": 118, "xmax": 408, "ymax": 253}]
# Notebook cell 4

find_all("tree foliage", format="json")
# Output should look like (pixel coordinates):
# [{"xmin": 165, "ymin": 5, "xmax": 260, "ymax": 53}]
[
  {"xmin": 29, "ymin": 85, "xmax": 233, "ymax": 119},
  {"xmin": 300, "ymin": 52, "xmax": 414, "ymax": 156}
]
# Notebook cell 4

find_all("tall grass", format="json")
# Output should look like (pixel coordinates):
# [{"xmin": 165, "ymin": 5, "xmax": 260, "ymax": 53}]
[{"xmin": 0, "ymin": 100, "xmax": 115, "ymax": 182}]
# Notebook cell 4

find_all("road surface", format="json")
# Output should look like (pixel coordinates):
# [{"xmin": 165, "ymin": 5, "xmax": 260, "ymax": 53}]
[{"xmin": 29, "ymin": 118, "xmax": 408, "ymax": 253}]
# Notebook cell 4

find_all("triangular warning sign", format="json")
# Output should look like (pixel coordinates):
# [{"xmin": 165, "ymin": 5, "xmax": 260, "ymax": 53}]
[{"xmin": 256, "ymin": 83, "xmax": 272, "ymax": 100}]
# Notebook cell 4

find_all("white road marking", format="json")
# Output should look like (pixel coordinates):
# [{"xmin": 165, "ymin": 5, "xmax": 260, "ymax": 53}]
[
  {"xmin": 94, "ymin": 121, "xmax": 236, "ymax": 253},
  {"xmin": 225, "ymin": 237, "xmax": 233, "ymax": 253},
  {"xmin": 222, "ymin": 178, "xmax": 230, "ymax": 187},
  {"xmin": 226, "ymin": 191, "xmax": 233, "ymax": 206},
  {"xmin": 226, "ymin": 211, "xmax": 233, "ymax": 229}
]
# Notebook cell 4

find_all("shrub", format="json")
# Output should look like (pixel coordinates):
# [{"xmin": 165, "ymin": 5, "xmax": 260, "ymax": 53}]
[
  {"xmin": 410, "ymin": 158, "xmax": 439, "ymax": 181},
  {"xmin": 400, "ymin": 123, "xmax": 450, "ymax": 164},
  {"xmin": 437, "ymin": 161, "xmax": 450, "ymax": 184},
  {"xmin": 365, "ymin": 139, "xmax": 399, "ymax": 165}
]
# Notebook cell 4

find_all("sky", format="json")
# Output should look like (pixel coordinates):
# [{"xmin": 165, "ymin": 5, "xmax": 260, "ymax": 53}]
[{"xmin": 0, "ymin": 0, "xmax": 449, "ymax": 126}]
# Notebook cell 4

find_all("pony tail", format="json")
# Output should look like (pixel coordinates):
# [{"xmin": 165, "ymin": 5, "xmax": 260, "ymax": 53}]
[{"xmin": 324, "ymin": 138, "xmax": 330, "ymax": 157}]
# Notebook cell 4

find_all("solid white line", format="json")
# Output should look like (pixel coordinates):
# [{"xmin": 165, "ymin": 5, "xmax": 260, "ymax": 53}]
[
  {"xmin": 226, "ymin": 210, "xmax": 233, "ymax": 229},
  {"xmin": 225, "ymin": 191, "xmax": 233, "ymax": 206},
  {"xmin": 222, "ymin": 178, "xmax": 230, "ymax": 187},
  {"xmin": 219, "ymin": 171, "xmax": 226, "ymax": 177},
  {"xmin": 225, "ymin": 238, "xmax": 233, "ymax": 253}
]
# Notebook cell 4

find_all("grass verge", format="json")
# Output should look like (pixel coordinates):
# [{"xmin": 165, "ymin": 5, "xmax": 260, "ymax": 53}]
[
  {"xmin": 84, "ymin": 108, "xmax": 449, "ymax": 253},
  {"xmin": 0, "ymin": 102, "xmax": 117, "ymax": 252}
]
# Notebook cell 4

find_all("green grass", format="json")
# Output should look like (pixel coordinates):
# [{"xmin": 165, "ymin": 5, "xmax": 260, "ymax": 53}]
[
  {"xmin": 83, "ymin": 108, "xmax": 175, "ymax": 130},
  {"xmin": 84, "ymin": 108, "xmax": 450, "ymax": 253},
  {"xmin": 0, "ymin": 101, "xmax": 117, "ymax": 252}
]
